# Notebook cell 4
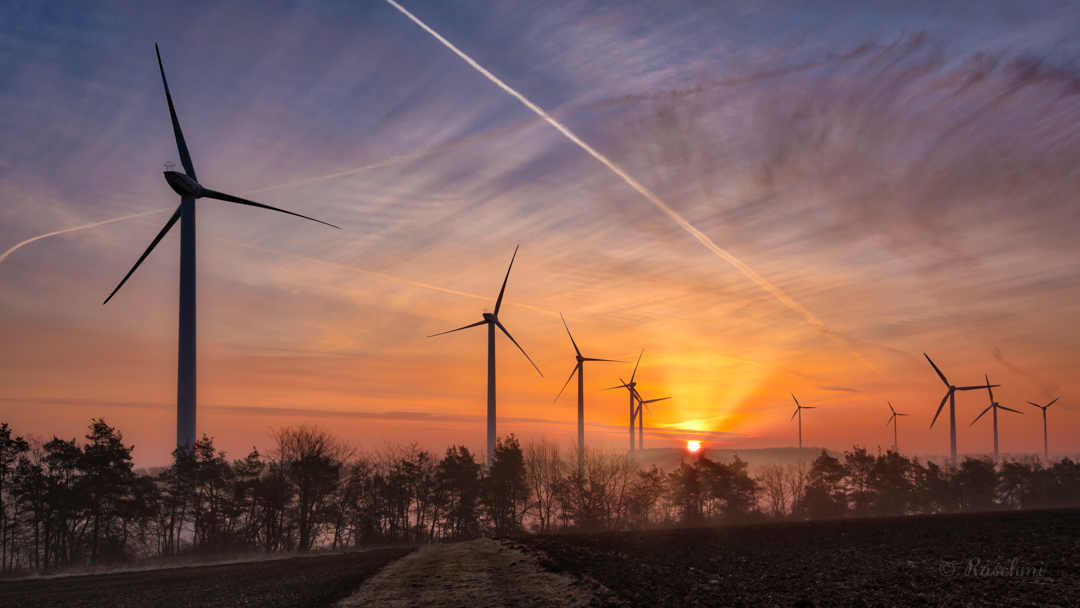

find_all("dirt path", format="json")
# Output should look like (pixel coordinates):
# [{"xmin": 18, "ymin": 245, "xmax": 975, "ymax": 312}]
[{"xmin": 336, "ymin": 538, "xmax": 621, "ymax": 608}]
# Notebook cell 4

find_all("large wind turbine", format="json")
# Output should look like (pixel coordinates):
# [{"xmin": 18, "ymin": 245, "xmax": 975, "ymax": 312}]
[
  {"xmin": 790, "ymin": 394, "xmax": 815, "ymax": 450},
  {"xmin": 429, "ymin": 246, "xmax": 542, "ymax": 467},
  {"xmin": 104, "ymin": 45, "xmax": 339, "ymax": 448},
  {"xmin": 553, "ymin": 314, "xmax": 620, "ymax": 456},
  {"xmin": 886, "ymin": 402, "xmax": 909, "ymax": 453},
  {"xmin": 633, "ymin": 391, "xmax": 670, "ymax": 451},
  {"xmin": 602, "ymin": 350, "xmax": 645, "ymax": 451},
  {"xmin": 925, "ymin": 354, "xmax": 997, "ymax": 465},
  {"xmin": 1027, "ymin": 398, "xmax": 1059, "ymax": 461},
  {"xmin": 970, "ymin": 375, "xmax": 1022, "ymax": 463}
]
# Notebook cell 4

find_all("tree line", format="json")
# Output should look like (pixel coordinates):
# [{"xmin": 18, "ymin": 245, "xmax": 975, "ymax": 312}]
[{"xmin": 2, "ymin": 420, "xmax": 1079, "ymax": 573}]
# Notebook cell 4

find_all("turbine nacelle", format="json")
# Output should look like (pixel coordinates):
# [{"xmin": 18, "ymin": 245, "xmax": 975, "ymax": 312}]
[
  {"xmin": 482, "ymin": 312, "xmax": 497, "ymax": 323},
  {"xmin": 164, "ymin": 171, "xmax": 204, "ymax": 198}
]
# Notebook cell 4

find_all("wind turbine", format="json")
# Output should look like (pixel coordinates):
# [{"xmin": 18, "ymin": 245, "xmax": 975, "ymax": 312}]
[
  {"xmin": 633, "ymin": 391, "xmax": 670, "ymax": 451},
  {"xmin": 1027, "ymin": 398, "xmax": 1059, "ymax": 461},
  {"xmin": 790, "ymin": 394, "xmax": 815, "ymax": 450},
  {"xmin": 885, "ymin": 402, "xmax": 909, "ymax": 453},
  {"xmin": 601, "ymin": 350, "xmax": 645, "ymax": 451},
  {"xmin": 970, "ymin": 375, "xmax": 1022, "ymax": 463},
  {"xmin": 104, "ymin": 45, "xmax": 339, "ymax": 448},
  {"xmin": 553, "ymin": 314, "xmax": 620, "ymax": 457},
  {"xmin": 925, "ymin": 354, "xmax": 998, "ymax": 465},
  {"xmin": 429, "ymin": 246, "xmax": 542, "ymax": 467}
]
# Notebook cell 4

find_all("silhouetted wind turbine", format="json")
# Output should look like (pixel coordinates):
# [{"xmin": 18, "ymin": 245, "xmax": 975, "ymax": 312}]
[
  {"xmin": 634, "ymin": 392, "xmax": 670, "ymax": 451},
  {"xmin": 602, "ymin": 350, "xmax": 645, "ymax": 451},
  {"xmin": 554, "ymin": 314, "xmax": 621, "ymax": 457},
  {"xmin": 790, "ymin": 394, "xmax": 815, "ymax": 450},
  {"xmin": 886, "ymin": 402, "xmax": 909, "ymax": 453},
  {"xmin": 925, "ymin": 354, "xmax": 998, "ymax": 465},
  {"xmin": 970, "ymin": 375, "xmax": 1022, "ymax": 463},
  {"xmin": 429, "ymin": 246, "xmax": 542, "ymax": 467},
  {"xmin": 103, "ymin": 45, "xmax": 339, "ymax": 448},
  {"xmin": 1027, "ymin": 398, "xmax": 1059, "ymax": 460}
]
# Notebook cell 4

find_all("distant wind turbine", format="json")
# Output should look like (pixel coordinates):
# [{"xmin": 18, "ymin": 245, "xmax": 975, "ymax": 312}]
[
  {"xmin": 790, "ymin": 394, "xmax": 815, "ymax": 450},
  {"xmin": 429, "ymin": 246, "xmax": 542, "ymax": 467},
  {"xmin": 104, "ymin": 45, "xmax": 339, "ymax": 448},
  {"xmin": 970, "ymin": 375, "xmax": 1022, "ymax": 463},
  {"xmin": 925, "ymin": 354, "xmax": 997, "ymax": 465},
  {"xmin": 554, "ymin": 314, "xmax": 621, "ymax": 457},
  {"xmin": 1027, "ymin": 398, "xmax": 1059, "ymax": 461},
  {"xmin": 634, "ymin": 392, "xmax": 670, "ymax": 451},
  {"xmin": 886, "ymin": 402, "xmax": 909, "ymax": 453},
  {"xmin": 602, "ymin": 350, "xmax": 645, "ymax": 452}
]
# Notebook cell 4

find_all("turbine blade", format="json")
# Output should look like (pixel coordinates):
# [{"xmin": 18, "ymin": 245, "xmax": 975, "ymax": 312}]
[
  {"xmin": 103, "ymin": 205, "xmax": 182, "ymax": 304},
  {"xmin": 791, "ymin": 407, "xmax": 799, "ymax": 421},
  {"xmin": 582, "ymin": 358, "xmax": 624, "ymax": 363},
  {"xmin": 886, "ymin": 414, "xmax": 894, "ymax": 426},
  {"xmin": 924, "ymin": 353, "xmax": 950, "ymax": 387},
  {"xmin": 802, "ymin": 407, "xmax": 817, "ymax": 409},
  {"xmin": 494, "ymin": 318, "xmax": 542, "ymax": 376},
  {"xmin": 642, "ymin": 401, "xmax": 653, "ymax": 415},
  {"xmin": 156, "ymin": 44, "xmax": 196, "ymax": 181},
  {"xmin": 985, "ymin": 374, "xmax": 994, "ymax": 403},
  {"xmin": 929, "ymin": 392, "xmax": 949, "ymax": 429},
  {"xmin": 957, "ymin": 384, "xmax": 999, "ymax": 391},
  {"xmin": 200, "ymin": 189, "xmax": 339, "ymax": 229},
  {"xmin": 896, "ymin": 413, "xmax": 910, "ymax": 416},
  {"xmin": 554, "ymin": 363, "xmax": 579, "ymax": 402},
  {"xmin": 888, "ymin": 401, "xmax": 895, "ymax": 414},
  {"xmin": 629, "ymin": 349, "xmax": 644, "ymax": 383},
  {"xmin": 600, "ymin": 384, "xmax": 630, "ymax": 391},
  {"xmin": 998, "ymin": 405, "xmax": 1024, "ymax": 414},
  {"xmin": 1047, "ymin": 398, "xmax": 1059, "ymax": 408},
  {"xmin": 791, "ymin": 393, "xmax": 800, "ymax": 407},
  {"xmin": 970, "ymin": 405, "xmax": 993, "ymax": 426},
  {"xmin": 428, "ymin": 319, "xmax": 486, "ymax": 338},
  {"xmin": 493, "ymin": 245, "xmax": 518, "ymax": 316},
  {"xmin": 560, "ymin": 313, "xmax": 581, "ymax": 358},
  {"xmin": 643, "ymin": 397, "xmax": 670, "ymax": 403}
]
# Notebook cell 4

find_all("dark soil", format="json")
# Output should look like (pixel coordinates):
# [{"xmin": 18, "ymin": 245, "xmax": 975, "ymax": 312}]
[
  {"xmin": 521, "ymin": 509, "xmax": 1080, "ymax": 608},
  {"xmin": 0, "ymin": 547, "xmax": 415, "ymax": 608}
]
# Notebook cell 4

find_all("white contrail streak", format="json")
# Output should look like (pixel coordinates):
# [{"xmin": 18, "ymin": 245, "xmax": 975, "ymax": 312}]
[
  {"xmin": 383, "ymin": 0, "xmax": 864, "ymax": 360},
  {"xmin": 0, "ymin": 208, "xmax": 172, "ymax": 266}
]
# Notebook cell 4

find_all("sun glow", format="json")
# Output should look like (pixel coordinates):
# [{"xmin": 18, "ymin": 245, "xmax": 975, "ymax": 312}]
[{"xmin": 687, "ymin": 440, "xmax": 701, "ymax": 453}]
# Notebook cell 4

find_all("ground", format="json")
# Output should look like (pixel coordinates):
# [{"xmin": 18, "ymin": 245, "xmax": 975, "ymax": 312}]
[
  {"xmin": 0, "ymin": 547, "xmax": 413, "ymax": 608},
  {"xmin": 521, "ymin": 509, "xmax": 1080, "ymax": 607}
]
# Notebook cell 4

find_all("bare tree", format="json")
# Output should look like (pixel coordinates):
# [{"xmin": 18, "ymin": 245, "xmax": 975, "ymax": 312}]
[
  {"xmin": 523, "ymin": 439, "xmax": 565, "ymax": 533},
  {"xmin": 758, "ymin": 464, "xmax": 789, "ymax": 519},
  {"xmin": 269, "ymin": 425, "xmax": 354, "ymax": 551}
]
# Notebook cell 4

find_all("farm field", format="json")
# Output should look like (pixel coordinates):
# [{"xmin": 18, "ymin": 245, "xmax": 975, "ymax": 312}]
[
  {"xmin": 0, "ymin": 547, "xmax": 414, "ymax": 608},
  {"xmin": 522, "ymin": 509, "xmax": 1080, "ymax": 607}
]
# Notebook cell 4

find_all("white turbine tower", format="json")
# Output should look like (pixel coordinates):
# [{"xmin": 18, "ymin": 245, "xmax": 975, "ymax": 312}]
[
  {"xmin": 104, "ymin": 45, "xmax": 339, "ymax": 448},
  {"xmin": 429, "ymin": 246, "xmax": 542, "ymax": 468}
]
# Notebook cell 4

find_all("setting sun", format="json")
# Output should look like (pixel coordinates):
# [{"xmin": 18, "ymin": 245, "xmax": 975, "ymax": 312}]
[{"xmin": 687, "ymin": 441, "xmax": 701, "ymax": 453}]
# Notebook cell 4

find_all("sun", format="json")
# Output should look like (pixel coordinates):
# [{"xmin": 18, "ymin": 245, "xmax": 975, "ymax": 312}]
[{"xmin": 687, "ymin": 441, "xmax": 701, "ymax": 453}]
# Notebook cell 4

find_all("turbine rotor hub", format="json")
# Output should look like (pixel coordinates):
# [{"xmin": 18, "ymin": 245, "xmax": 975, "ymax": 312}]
[{"xmin": 164, "ymin": 170, "xmax": 204, "ymax": 198}]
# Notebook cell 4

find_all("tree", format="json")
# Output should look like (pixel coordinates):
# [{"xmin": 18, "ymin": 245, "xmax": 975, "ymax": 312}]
[
  {"xmin": 484, "ymin": 435, "xmax": 529, "ymax": 535},
  {"xmin": 269, "ymin": 425, "xmax": 353, "ymax": 551},
  {"xmin": 798, "ymin": 449, "xmax": 848, "ymax": 519},
  {"xmin": 79, "ymin": 420, "xmax": 137, "ymax": 564},
  {"xmin": 0, "ymin": 424, "xmax": 29, "ymax": 571}
]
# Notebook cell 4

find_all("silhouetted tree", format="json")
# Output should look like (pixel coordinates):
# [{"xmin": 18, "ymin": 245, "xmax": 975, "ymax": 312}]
[
  {"xmin": 484, "ymin": 435, "xmax": 529, "ymax": 535},
  {"xmin": 798, "ymin": 449, "xmax": 848, "ymax": 519}
]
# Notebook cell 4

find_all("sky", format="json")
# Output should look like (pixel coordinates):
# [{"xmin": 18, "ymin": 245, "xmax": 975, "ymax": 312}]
[{"xmin": 3, "ymin": 0, "xmax": 1080, "ymax": 467}]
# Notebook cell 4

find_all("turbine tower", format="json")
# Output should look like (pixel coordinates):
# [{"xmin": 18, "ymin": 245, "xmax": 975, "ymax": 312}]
[
  {"xmin": 429, "ymin": 246, "xmax": 542, "ymax": 467},
  {"xmin": 633, "ymin": 391, "xmax": 670, "ymax": 451},
  {"xmin": 602, "ymin": 350, "xmax": 644, "ymax": 451},
  {"xmin": 790, "ymin": 394, "xmax": 815, "ymax": 450},
  {"xmin": 1027, "ymin": 398, "xmax": 1059, "ymax": 461},
  {"xmin": 104, "ymin": 45, "xmax": 339, "ymax": 448},
  {"xmin": 886, "ymin": 402, "xmax": 909, "ymax": 453},
  {"xmin": 553, "ymin": 314, "xmax": 620, "ymax": 457},
  {"xmin": 925, "ymin": 354, "xmax": 997, "ymax": 465},
  {"xmin": 970, "ymin": 375, "xmax": 1022, "ymax": 463}
]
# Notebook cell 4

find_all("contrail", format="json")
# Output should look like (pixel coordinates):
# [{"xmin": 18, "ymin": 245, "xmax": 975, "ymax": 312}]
[
  {"xmin": 213, "ymin": 237, "xmax": 562, "ymax": 319},
  {"xmin": 0, "ymin": 208, "xmax": 172, "ymax": 265},
  {"xmin": 384, "ymin": 0, "xmax": 868, "ymax": 363}
]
